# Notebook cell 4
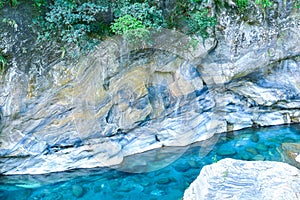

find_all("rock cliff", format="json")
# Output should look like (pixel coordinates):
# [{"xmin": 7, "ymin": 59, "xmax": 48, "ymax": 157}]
[{"xmin": 0, "ymin": 1, "xmax": 300, "ymax": 174}]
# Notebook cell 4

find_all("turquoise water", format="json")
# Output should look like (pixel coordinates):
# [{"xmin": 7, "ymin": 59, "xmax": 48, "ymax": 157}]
[{"xmin": 1, "ymin": 124, "xmax": 300, "ymax": 200}]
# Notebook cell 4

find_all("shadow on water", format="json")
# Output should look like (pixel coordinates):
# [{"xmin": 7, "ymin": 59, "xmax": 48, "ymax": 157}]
[{"xmin": 1, "ymin": 124, "xmax": 300, "ymax": 200}]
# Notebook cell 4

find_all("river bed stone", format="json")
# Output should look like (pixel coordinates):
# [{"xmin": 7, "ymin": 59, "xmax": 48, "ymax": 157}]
[
  {"xmin": 72, "ymin": 185, "xmax": 84, "ymax": 198},
  {"xmin": 216, "ymin": 143, "xmax": 237, "ymax": 156},
  {"xmin": 256, "ymin": 143, "xmax": 268, "ymax": 152}
]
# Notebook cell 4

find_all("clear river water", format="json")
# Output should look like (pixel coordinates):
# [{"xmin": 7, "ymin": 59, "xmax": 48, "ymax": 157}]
[{"xmin": 1, "ymin": 124, "xmax": 300, "ymax": 200}]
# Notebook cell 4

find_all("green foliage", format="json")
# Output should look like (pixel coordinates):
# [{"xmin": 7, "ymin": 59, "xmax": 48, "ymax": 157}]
[
  {"xmin": 0, "ymin": 0, "xmax": 47, "ymax": 9},
  {"xmin": 33, "ymin": 0, "xmax": 47, "ymax": 8},
  {"xmin": 212, "ymin": 155, "xmax": 218, "ymax": 163},
  {"xmin": 111, "ymin": 14, "xmax": 150, "ymax": 44},
  {"xmin": 0, "ymin": 0, "xmax": 220, "ymax": 55},
  {"xmin": 166, "ymin": 0, "xmax": 216, "ymax": 41},
  {"xmin": 11, "ymin": 0, "xmax": 18, "ymax": 7},
  {"xmin": 186, "ymin": 37, "xmax": 200, "ymax": 50},
  {"xmin": 236, "ymin": 0, "xmax": 249, "ymax": 12},
  {"xmin": 0, "ymin": 1, "xmax": 4, "ymax": 8},
  {"xmin": 113, "ymin": 1, "xmax": 164, "ymax": 29},
  {"xmin": 295, "ymin": 0, "xmax": 300, "ymax": 8},
  {"xmin": 0, "ymin": 0, "xmax": 18, "ymax": 8},
  {"xmin": 90, "ymin": 21, "xmax": 112, "ymax": 37},
  {"xmin": 110, "ymin": 1, "xmax": 163, "ymax": 45},
  {"xmin": 188, "ymin": 8, "xmax": 216, "ymax": 41},
  {"xmin": 2, "ymin": 17, "xmax": 18, "ymax": 31},
  {"xmin": 36, "ymin": 0, "xmax": 108, "ymax": 51},
  {"xmin": 0, "ymin": 0, "xmax": 19, "ymax": 7},
  {"xmin": 255, "ymin": 0, "xmax": 273, "ymax": 8},
  {"xmin": 0, "ymin": 53, "xmax": 7, "ymax": 74},
  {"xmin": 167, "ymin": 0, "xmax": 199, "ymax": 23}
]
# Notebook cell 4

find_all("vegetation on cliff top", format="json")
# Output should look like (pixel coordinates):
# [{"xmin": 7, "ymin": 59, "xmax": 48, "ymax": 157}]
[
  {"xmin": 1, "ymin": 0, "xmax": 218, "ymax": 52},
  {"xmin": 1, "ymin": 0, "xmax": 297, "ymax": 60}
]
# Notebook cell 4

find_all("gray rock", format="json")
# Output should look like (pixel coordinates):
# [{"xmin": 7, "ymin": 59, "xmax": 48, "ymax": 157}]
[
  {"xmin": 188, "ymin": 160, "xmax": 199, "ymax": 168},
  {"xmin": 72, "ymin": 185, "xmax": 84, "ymax": 198},
  {"xmin": 201, "ymin": 1, "xmax": 300, "ymax": 85},
  {"xmin": 156, "ymin": 177, "xmax": 175, "ymax": 185},
  {"xmin": 256, "ymin": 143, "xmax": 268, "ymax": 152},
  {"xmin": 174, "ymin": 163, "xmax": 191, "ymax": 172},
  {"xmin": 250, "ymin": 134, "xmax": 259, "ymax": 143},
  {"xmin": 216, "ymin": 143, "xmax": 237, "ymax": 156},
  {"xmin": 241, "ymin": 153, "xmax": 251, "ymax": 160},
  {"xmin": 245, "ymin": 147, "xmax": 258, "ymax": 155},
  {"xmin": 183, "ymin": 158, "xmax": 300, "ymax": 200},
  {"xmin": 281, "ymin": 143, "xmax": 300, "ymax": 168},
  {"xmin": 252, "ymin": 155, "xmax": 265, "ymax": 161}
]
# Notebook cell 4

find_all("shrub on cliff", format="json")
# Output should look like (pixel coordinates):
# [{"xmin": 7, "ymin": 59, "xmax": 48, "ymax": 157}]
[
  {"xmin": 35, "ymin": 0, "xmax": 108, "ymax": 51},
  {"xmin": 113, "ymin": 1, "xmax": 164, "ymax": 29},
  {"xmin": 110, "ymin": 1, "xmax": 163, "ymax": 44},
  {"xmin": 1, "ymin": 0, "xmax": 220, "ymax": 54},
  {"xmin": 110, "ymin": 14, "xmax": 151, "ymax": 44},
  {"xmin": 188, "ymin": 8, "xmax": 216, "ymax": 41},
  {"xmin": 0, "ymin": 53, "xmax": 7, "ymax": 74}
]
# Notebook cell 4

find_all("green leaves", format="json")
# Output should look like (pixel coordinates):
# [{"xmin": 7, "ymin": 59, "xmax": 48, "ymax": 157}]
[
  {"xmin": 295, "ymin": 0, "xmax": 300, "ymax": 8},
  {"xmin": 188, "ymin": 8, "xmax": 216, "ymax": 41},
  {"xmin": 255, "ymin": 0, "xmax": 273, "ymax": 8},
  {"xmin": 25, "ymin": 0, "xmax": 220, "ymax": 54},
  {"xmin": 114, "ymin": 2, "xmax": 164, "ymax": 29},
  {"xmin": 110, "ymin": 1, "xmax": 163, "ymax": 45},
  {"xmin": 0, "ymin": 54, "xmax": 7, "ymax": 75},
  {"xmin": 37, "ymin": 0, "xmax": 108, "ymax": 51},
  {"xmin": 11, "ymin": 0, "xmax": 19, "ymax": 7},
  {"xmin": 110, "ymin": 14, "xmax": 150, "ymax": 44},
  {"xmin": 236, "ymin": 0, "xmax": 249, "ymax": 12},
  {"xmin": 111, "ymin": 15, "xmax": 145, "ymax": 35},
  {"xmin": 33, "ymin": 0, "xmax": 47, "ymax": 8}
]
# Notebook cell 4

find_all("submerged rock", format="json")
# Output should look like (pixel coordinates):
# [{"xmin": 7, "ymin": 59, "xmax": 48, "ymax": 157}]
[
  {"xmin": 256, "ymin": 143, "xmax": 268, "ymax": 152},
  {"xmin": 281, "ymin": 143, "xmax": 300, "ymax": 169},
  {"xmin": 72, "ymin": 185, "xmax": 84, "ymax": 198},
  {"xmin": 156, "ymin": 177, "xmax": 176, "ymax": 185},
  {"xmin": 245, "ymin": 147, "xmax": 258, "ymax": 155},
  {"xmin": 216, "ymin": 143, "xmax": 237, "ymax": 156},
  {"xmin": 183, "ymin": 158, "xmax": 300, "ymax": 200},
  {"xmin": 250, "ymin": 133, "xmax": 259, "ymax": 143},
  {"xmin": 174, "ymin": 162, "xmax": 191, "ymax": 172},
  {"xmin": 252, "ymin": 154, "xmax": 265, "ymax": 161}
]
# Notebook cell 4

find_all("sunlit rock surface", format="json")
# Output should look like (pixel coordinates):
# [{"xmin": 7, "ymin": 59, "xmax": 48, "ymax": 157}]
[
  {"xmin": 183, "ymin": 158, "xmax": 300, "ymax": 200},
  {"xmin": 0, "ymin": 35, "xmax": 219, "ymax": 174},
  {"xmin": 201, "ymin": 0, "xmax": 300, "ymax": 85},
  {"xmin": 0, "ymin": 1, "xmax": 300, "ymax": 174}
]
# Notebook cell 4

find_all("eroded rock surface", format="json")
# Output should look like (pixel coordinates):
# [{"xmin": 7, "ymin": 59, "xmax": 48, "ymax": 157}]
[
  {"xmin": 0, "ymin": 1, "xmax": 300, "ymax": 174},
  {"xmin": 183, "ymin": 158, "xmax": 300, "ymax": 200}
]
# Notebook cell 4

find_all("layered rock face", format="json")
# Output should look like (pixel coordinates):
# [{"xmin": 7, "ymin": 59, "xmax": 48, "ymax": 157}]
[
  {"xmin": 183, "ymin": 158, "xmax": 300, "ymax": 200},
  {"xmin": 0, "ymin": 1, "xmax": 300, "ymax": 174}
]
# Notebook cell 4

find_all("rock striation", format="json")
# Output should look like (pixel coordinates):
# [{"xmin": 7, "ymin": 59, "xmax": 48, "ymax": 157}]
[
  {"xmin": 0, "ymin": 1, "xmax": 300, "ymax": 174},
  {"xmin": 183, "ymin": 158, "xmax": 300, "ymax": 200}
]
